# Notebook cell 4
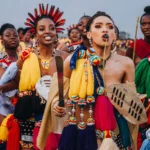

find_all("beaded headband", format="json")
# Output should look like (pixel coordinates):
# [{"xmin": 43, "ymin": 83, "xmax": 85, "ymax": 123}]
[{"xmin": 25, "ymin": 4, "xmax": 66, "ymax": 34}]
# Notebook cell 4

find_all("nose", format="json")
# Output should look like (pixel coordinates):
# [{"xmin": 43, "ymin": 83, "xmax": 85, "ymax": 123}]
[
  {"xmin": 102, "ymin": 25, "xmax": 108, "ymax": 33},
  {"xmin": 10, "ymin": 35, "xmax": 16, "ymax": 39},
  {"xmin": 45, "ymin": 27, "xmax": 51, "ymax": 33}
]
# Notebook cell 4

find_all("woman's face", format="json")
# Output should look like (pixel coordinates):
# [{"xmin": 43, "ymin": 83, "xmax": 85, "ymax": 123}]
[
  {"xmin": 69, "ymin": 28, "xmax": 80, "ymax": 43},
  {"xmin": 36, "ymin": 18, "xmax": 57, "ymax": 45},
  {"xmin": 87, "ymin": 16, "xmax": 116, "ymax": 47},
  {"xmin": 140, "ymin": 15, "xmax": 150, "ymax": 37},
  {"xmin": 78, "ymin": 17, "xmax": 89, "ymax": 37}
]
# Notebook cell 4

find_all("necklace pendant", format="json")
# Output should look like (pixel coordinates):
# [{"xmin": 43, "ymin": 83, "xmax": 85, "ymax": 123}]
[{"xmin": 41, "ymin": 60, "xmax": 50, "ymax": 70}]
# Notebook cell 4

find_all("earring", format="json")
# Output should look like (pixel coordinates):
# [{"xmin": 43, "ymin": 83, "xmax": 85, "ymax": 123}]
[{"xmin": 89, "ymin": 38, "xmax": 93, "ymax": 47}]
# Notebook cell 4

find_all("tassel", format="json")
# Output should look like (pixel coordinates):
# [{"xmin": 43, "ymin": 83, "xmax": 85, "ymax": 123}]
[
  {"xmin": 140, "ymin": 128, "xmax": 150, "ymax": 150},
  {"xmin": 58, "ymin": 118, "xmax": 77, "ymax": 150},
  {"xmin": 94, "ymin": 95, "xmax": 116, "ymax": 131},
  {"xmin": 33, "ymin": 126, "xmax": 40, "ymax": 150},
  {"xmin": 6, "ymin": 115, "xmax": 20, "ymax": 150},
  {"xmin": 85, "ymin": 120, "xmax": 97, "ymax": 150},
  {"xmin": 77, "ymin": 126, "xmax": 86, "ymax": 150},
  {"xmin": 0, "ymin": 114, "xmax": 12, "ymax": 141},
  {"xmin": 0, "ymin": 142, "xmax": 6, "ymax": 150}
]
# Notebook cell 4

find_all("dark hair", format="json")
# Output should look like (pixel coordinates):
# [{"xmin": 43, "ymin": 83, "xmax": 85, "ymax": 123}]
[
  {"xmin": 35, "ymin": 15, "xmax": 53, "ymax": 30},
  {"xmin": 68, "ymin": 28, "xmax": 79, "ymax": 37},
  {"xmin": 0, "ymin": 23, "xmax": 16, "ymax": 36},
  {"xmin": 140, "ymin": 6, "xmax": 150, "ymax": 24},
  {"xmin": 23, "ymin": 27, "xmax": 30, "ymax": 35},
  {"xmin": 86, "ymin": 11, "xmax": 114, "ymax": 32},
  {"xmin": 115, "ymin": 25, "xmax": 119, "ymax": 39},
  {"xmin": 17, "ymin": 27, "xmax": 24, "ymax": 33},
  {"xmin": 78, "ymin": 15, "xmax": 91, "ymax": 23}
]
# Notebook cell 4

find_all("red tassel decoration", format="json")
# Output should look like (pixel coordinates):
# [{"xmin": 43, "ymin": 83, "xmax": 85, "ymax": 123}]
[
  {"xmin": 25, "ymin": 4, "xmax": 65, "ymax": 34},
  {"xmin": 34, "ymin": 8, "xmax": 38, "ymax": 19},
  {"xmin": 49, "ymin": 5, "xmax": 55, "ymax": 16},
  {"xmin": 45, "ymin": 4, "xmax": 49, "ymax": 15},
  {"xmin": 94, "ymin": 95, "xmax": 116, "ymax": 131},
  {"xmin": 6, "ymin": 115, "xmax": 20, "ymax": 150},
  {"xmin": 39, "ymin": 4, "xmax": 43, "ymax": 16},
  {"xmin": 28, "ymin": 13, "xmax": 35, "ymax": 21}
]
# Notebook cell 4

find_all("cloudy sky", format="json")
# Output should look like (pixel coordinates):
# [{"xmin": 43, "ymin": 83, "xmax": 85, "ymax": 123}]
[{"xmin": 0, "ymin": 0, "xmax": 149, "ymax": 38}]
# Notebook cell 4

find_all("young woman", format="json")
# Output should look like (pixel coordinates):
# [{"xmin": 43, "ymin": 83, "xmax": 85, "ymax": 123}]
[
  {"xmin": 39, "ymin": 11, "xmax": 147, "ymax": 150},
  {"xmin": 0, "ymin": 4, "xmax": 68, "ymax": 150}
]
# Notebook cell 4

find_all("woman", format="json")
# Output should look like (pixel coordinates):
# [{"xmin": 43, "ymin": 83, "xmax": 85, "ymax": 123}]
[
  {"xmin": 0, "ymin": 4, "xmax": 68, "ymax": 150},
  {"xmin": 38, "ymin": 11, "xmax": 147, "ymax": 150},
  {"xmin": 126, "ymin": 6, "xmax": 150, "ymax": 65}
]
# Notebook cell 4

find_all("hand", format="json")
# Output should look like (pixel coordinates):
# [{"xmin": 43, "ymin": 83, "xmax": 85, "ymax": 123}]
[
  {"xmin": 53, "ymin": 105, "xmax": 66, "ymax": 117},
  {"xmin": 19, "ymin": 48, "xmax": 31, "ymax": 61}
]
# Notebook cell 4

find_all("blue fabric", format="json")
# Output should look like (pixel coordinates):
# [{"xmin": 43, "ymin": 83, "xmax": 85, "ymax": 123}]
[
  {"xmin": 0, "ymin": 62, "xmax": 18, "ymax": 116},
  {"xmin": 93, "ymin": 66, "xmax": 104, "ymax": 97},
  {"xmin": 140, "ymin": 139, "xmax": 150, "ymax": 150},
  {"xmin": 70, "ymin": 46, "xmax": 87, "ymax": 70}
]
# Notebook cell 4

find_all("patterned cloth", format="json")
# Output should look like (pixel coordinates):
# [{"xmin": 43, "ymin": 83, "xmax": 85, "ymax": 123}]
[{"xmin": 0, "ymin": 60, "xmax": 18, "ymax": 116}]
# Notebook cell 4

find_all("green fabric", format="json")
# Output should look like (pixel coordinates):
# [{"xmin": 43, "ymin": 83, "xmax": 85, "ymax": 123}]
[{"xmin": 135, "ymin": 58, "xmax": 150, "ymax": 98}]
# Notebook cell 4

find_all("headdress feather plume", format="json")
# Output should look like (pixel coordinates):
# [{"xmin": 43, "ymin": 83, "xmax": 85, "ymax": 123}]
[{"xmin": 25, "ymin": 4, "xmax": 65, "ymax": 34}]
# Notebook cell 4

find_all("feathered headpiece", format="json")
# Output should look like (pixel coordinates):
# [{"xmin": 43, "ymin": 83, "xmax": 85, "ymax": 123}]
[{"xmin": 25, "ymin": 4, "xmax": 65, "ymax": 34}]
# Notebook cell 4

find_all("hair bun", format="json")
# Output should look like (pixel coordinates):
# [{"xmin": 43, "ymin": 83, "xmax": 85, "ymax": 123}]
[{"xmin": 144, "ymin": 6, "xmax": 150, "ymax": 13}]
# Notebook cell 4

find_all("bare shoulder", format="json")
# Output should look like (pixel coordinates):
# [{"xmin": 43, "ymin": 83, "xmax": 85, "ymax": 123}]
[
  {"xmin": 55, "ymin": 50, "xmax": 69, "ymax": 60},
  {"xmin": 113, "ymin": 53, "xmax": 134, "ymax": 67}
]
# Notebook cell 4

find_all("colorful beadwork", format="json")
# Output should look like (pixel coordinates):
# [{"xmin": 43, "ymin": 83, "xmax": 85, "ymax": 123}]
[
  {"xmin": 96, "ymin": 130, "xmax": 115, "ymax": 139},
  {"xmin": 67, "ymin": 99, "xmax": 73, "ymax": 107},
  {"xmin": 71, "ymin": 95, "xmax": 79, "ymax": 104},
  {"xmin": 78, "ymin": 49, "xmax": 87, "ymax": 59},
  {"xmin": 87, "ymin": 117, "xmax": 95, "ymax": 126},
  {"xmin": 78, "ymin": 99, "xmax": 86, "ymax": 107},
  {"xmin": 97, "ymin": 86, "xmax": 105, "ymax": 95},
  {"xmin": 86, "ymin": 96, "xmax": 95, "ymax": 104},
  {"xmin": 18, "ymin": 91, "xmax": 32, "ymax": 97},
  {"xmin": 78, "ymin": 122, "xmax": 86, "ymax": 130},
  {"xmin": 69, "ymin": 117, "xmax": 77, "ymax": 125},
  {"xmin": 90, "ymin": 55, "xmax": 101, "ymax": 66}
]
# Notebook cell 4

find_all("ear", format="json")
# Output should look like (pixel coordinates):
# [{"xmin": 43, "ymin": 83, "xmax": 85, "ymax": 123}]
[
  {"xmin": 87, "ymin": 31, "xmax": 91, "ymax": 40},
  {"xmin": 1, "ymin": 39, "xmax": 4, "ymax": 46}
]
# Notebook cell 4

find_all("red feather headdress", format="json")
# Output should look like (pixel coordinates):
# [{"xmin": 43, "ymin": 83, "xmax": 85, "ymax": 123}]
[{"xmin": 25, "ymin": 4, "xmax": 65, "ymax": 34}]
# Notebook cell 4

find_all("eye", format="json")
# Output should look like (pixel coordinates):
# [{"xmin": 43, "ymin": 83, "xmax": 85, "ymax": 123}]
[
  {"xmin": 108, "ymin": 25, "xmax": 114, "ymax": 29},
  {"xmin": 39, "ymin": 28, "xmax": 45, "ymax": 31},
  {"xmin": 95, "ymin": 25, "xmax": 102, "ymax": 28},
  {"xmin": 50, "ymin": 27, "xmax": 56, "ymax": 31},
  {"xmin": 141, "ymin": 22, "xmax": 146, "ymax": 26},
  {"xmin": 14, "ymin": 34, "xmax": 18, "ymax": 37}
]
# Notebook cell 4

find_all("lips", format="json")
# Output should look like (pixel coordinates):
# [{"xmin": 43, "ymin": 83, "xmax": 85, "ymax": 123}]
[
  {"xmin": 102, "ymin": 34, "xmax": 109, "ymax": 42},
  {"xmin": 9, "ymin": 40, "xmax": 17, "ymax": 44}
]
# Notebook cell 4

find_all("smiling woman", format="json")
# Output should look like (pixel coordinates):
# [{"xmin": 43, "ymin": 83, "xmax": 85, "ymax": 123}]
[{"xmin": 2, "ymin": 3, "xmax": 70, "ymax": 150}]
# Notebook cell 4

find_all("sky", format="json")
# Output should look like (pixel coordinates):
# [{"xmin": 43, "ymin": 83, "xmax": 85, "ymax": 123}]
[{"xmin": 0, "ymin": 0, "xmax": 149, "ymax": 38}]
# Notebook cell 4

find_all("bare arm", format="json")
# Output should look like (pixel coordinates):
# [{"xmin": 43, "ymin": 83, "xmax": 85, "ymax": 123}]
[
  {"xmin": 64, "ymin": 55, "xmax": 72, "ymax": 78},
  {"xmin": 126, "ymin": 46, "xmax": 133, "ymax": 59},
  {"xmin": 123, "ymin": 57, "xmax": 135, "ymax": 83}
]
